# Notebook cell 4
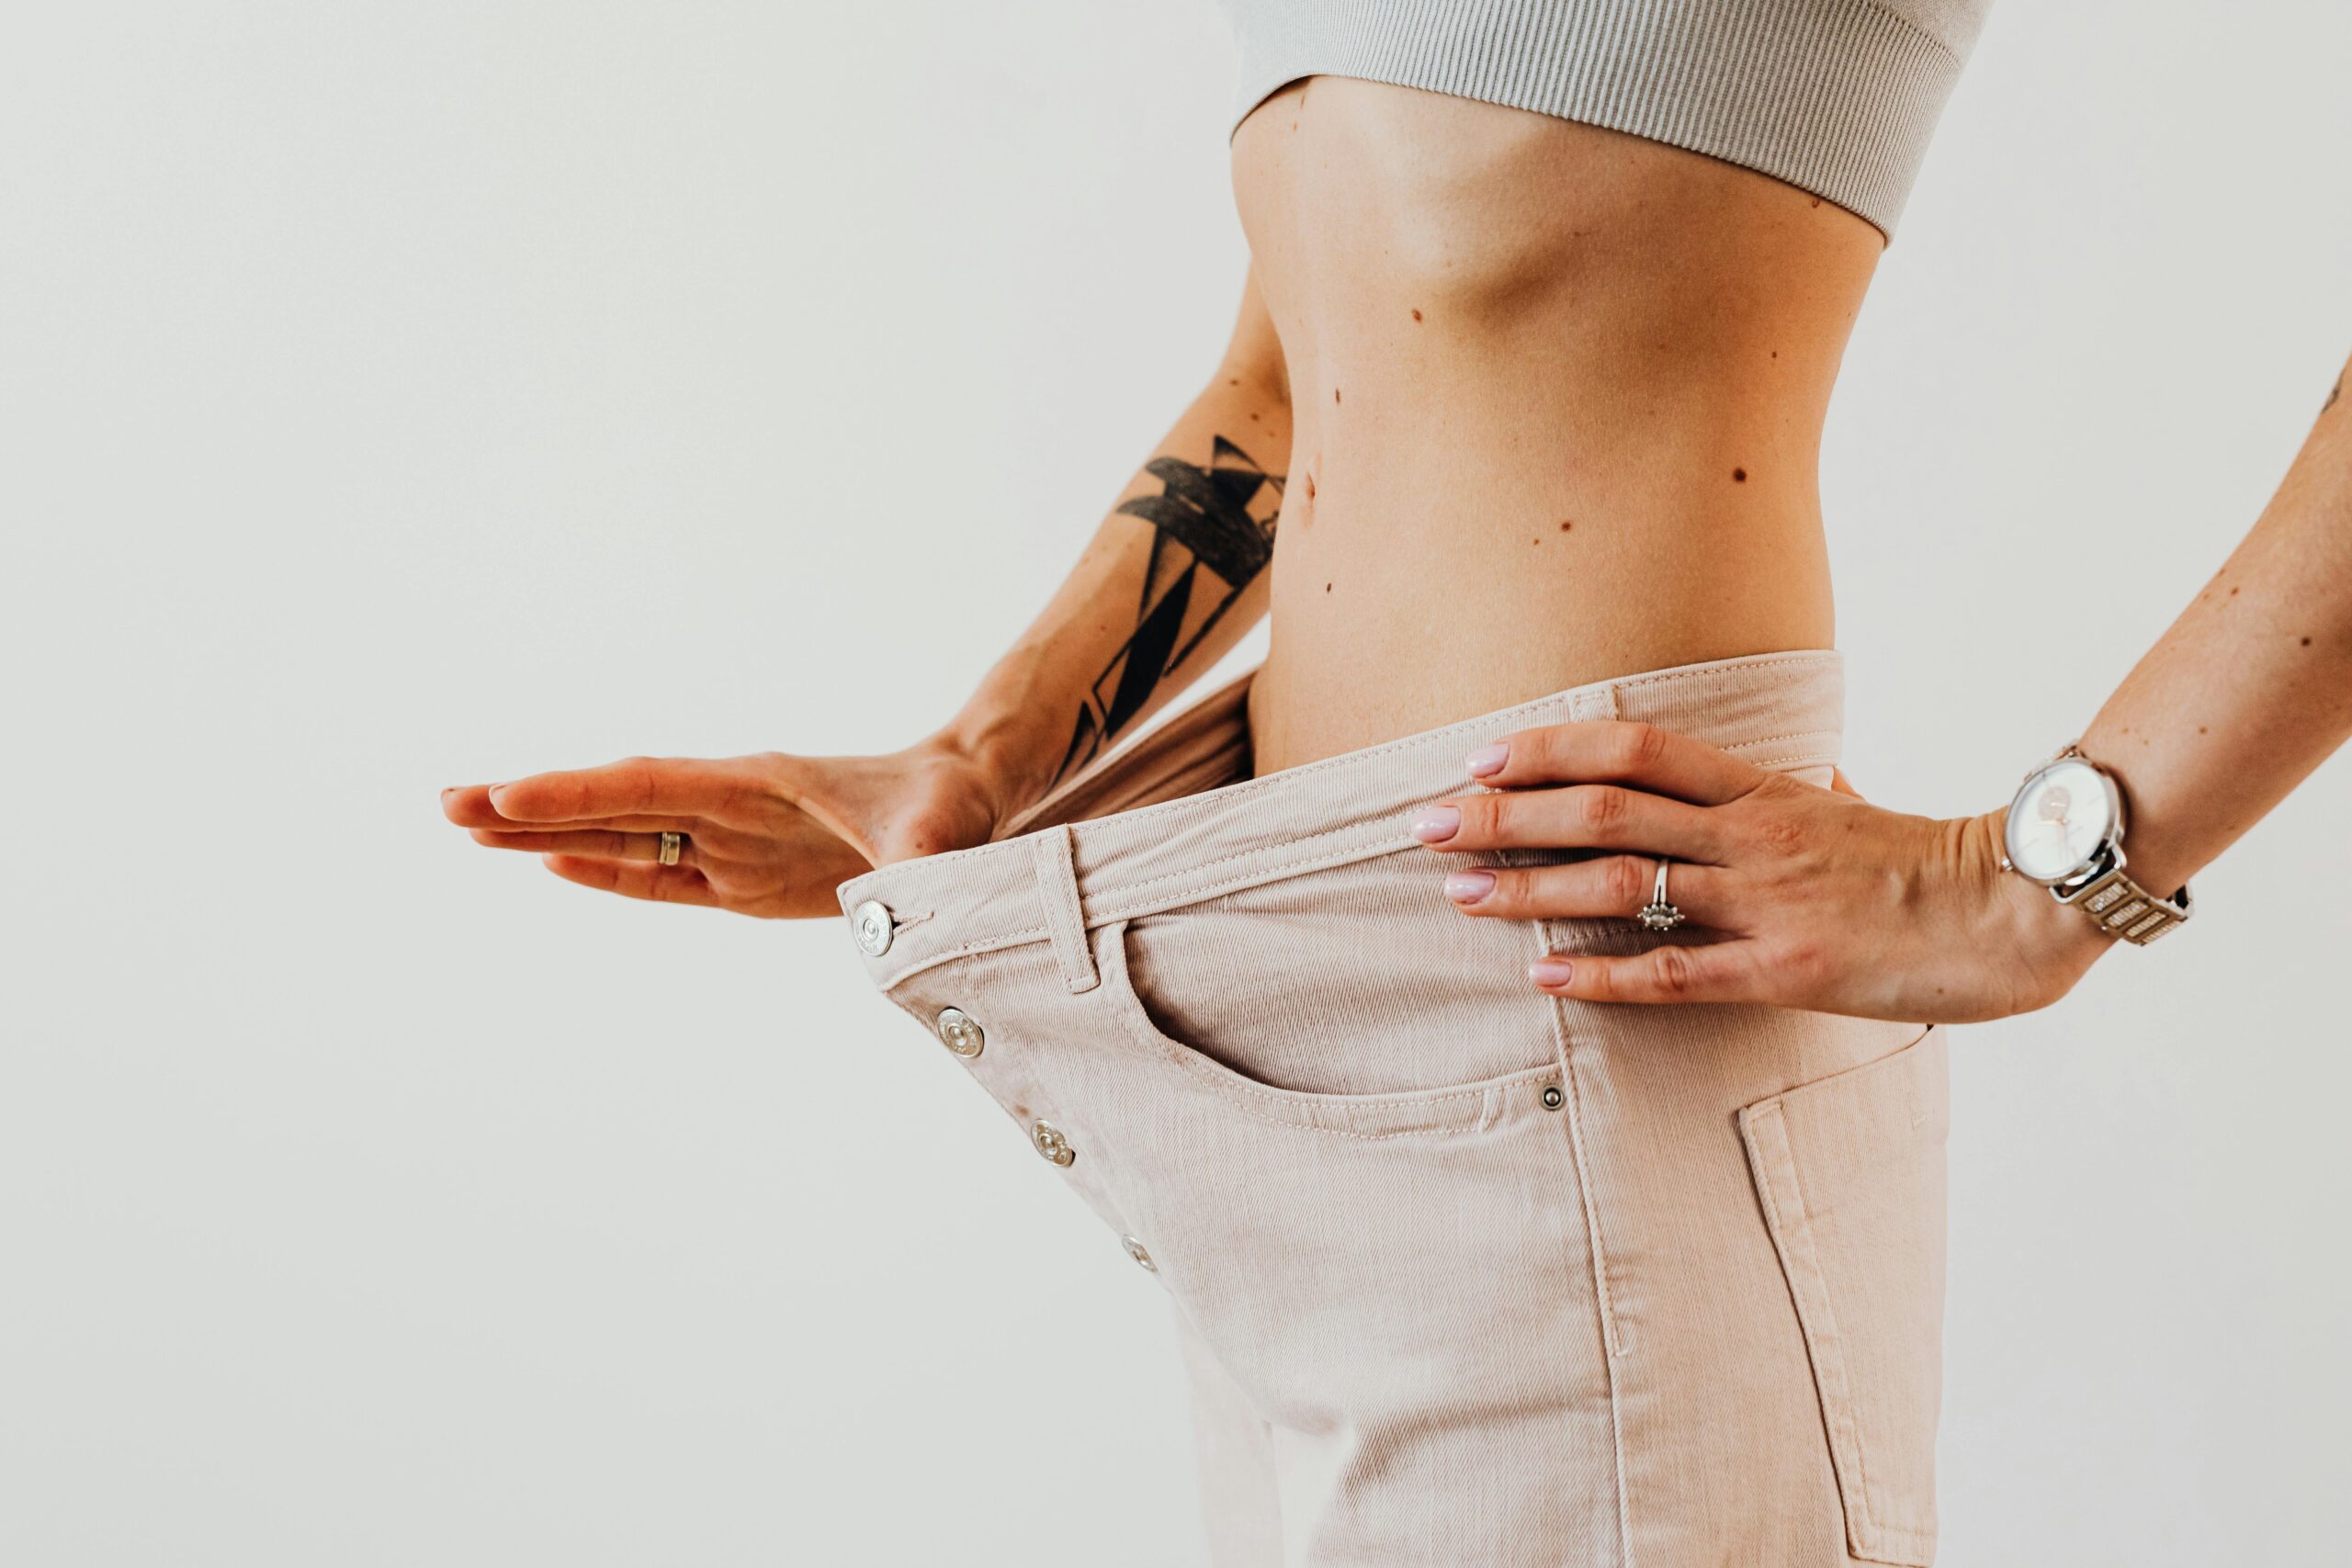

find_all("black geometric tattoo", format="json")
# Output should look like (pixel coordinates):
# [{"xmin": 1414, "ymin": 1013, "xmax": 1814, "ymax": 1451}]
[{"xmin": 1053, "ymin": 435, "xmax": 1283, "ymax": 784}]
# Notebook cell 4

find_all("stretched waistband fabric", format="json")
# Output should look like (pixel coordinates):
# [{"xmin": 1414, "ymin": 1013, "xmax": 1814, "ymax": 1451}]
[{"xmin": 836, "ymin": 649, "xmax": 1843, "ymax": 993}]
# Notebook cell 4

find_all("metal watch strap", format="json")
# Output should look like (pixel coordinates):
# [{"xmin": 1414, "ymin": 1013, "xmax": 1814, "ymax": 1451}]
[{"xmin": 2067, "ymin": 865, "xmax": 2192, "ymax": 944}]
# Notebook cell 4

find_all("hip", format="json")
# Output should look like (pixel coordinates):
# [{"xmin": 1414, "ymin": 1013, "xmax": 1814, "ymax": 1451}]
[{"xmin": 838, "ymin": 649, "xmax": 1948, "ymax": 1563}]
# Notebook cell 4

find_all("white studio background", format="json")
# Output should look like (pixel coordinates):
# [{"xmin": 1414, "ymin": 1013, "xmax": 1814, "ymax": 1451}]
[{"xmin": 2, "ymin": 3, "xmax": 2346, "ymax": 1564}]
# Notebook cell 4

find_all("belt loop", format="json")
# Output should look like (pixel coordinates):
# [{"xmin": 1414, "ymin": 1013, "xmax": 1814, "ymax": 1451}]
[
  {"xmin": 1569, "ymin": 684, "xmax": 1620, "ymax": 723},
  {"xmin": 1031, "ymin": 824, "xmax": 1099, "ymax": 994}
]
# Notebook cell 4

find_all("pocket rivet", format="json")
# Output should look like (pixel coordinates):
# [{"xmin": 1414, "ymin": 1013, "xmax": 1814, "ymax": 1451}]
[
  {"xmin": 1031, "ymin": 1119, "xmax": 1076, "ymax": 1168},
  {"xmin": 934, "ymin": 1006, "xmax": 984, "ymax": 1060},
  {"xmin": 1540, "ymin": 1083, "xmax": 1566, "ymax": 1111}
]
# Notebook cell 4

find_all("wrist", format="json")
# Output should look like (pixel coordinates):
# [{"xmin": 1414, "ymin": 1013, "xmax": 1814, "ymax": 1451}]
[
  {"xmin": 918, "ymin": 710, "xmax": 1062, "ymax": 830},
  {"xmin": 1971, "ymin": 806, "xmax": 2112, "ymax": 1004}
]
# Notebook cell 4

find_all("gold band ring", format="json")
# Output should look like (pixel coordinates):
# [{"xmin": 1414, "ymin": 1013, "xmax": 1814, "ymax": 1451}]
[{"xmin": 657, "ymin": 831, "xmax": 684, "ymax": 867}]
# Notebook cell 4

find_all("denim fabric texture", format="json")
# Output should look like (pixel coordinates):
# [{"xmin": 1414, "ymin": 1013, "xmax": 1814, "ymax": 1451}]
[{"xmin": 840, "ymin": 652, "xmax": 1948, "ymax": 1567}]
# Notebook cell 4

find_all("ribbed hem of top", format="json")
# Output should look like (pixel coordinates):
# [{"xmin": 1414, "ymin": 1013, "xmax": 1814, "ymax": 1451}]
[{"xmin": 1227, "ymin": 0, "xmax": 1973, "ymax": 238}]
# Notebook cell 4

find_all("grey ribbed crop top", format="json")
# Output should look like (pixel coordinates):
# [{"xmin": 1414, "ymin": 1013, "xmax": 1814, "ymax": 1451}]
[{"xmin": 1220, "ymin": 0, "xmax": 1991, "ymax": 236}]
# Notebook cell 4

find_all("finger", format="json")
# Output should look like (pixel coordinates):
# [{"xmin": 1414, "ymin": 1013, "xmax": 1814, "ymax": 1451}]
[
  {"xmin": 1829, "ymin": 767, "xmax": 1865, "ymax": 800},
  {"xmin": 483, "ymin": 758, "xmax": 760, "ymax": 825},
  {"xmin": 1419, "ymin": 784, "xmax": 1728, "ymax": 862},
  {"xmin": 1464, "ymin": 720, "xmax": 1768, "ymax": 806},
  {"xmin": 539, "ymin": 854, "xmax": 721, "ymax": 907},
  {"xmin": 1443, "ymin": 854, "xmax": 1730, "ymax": 925},
  {"xmin": 443, "ymin": 784, "xmax": 705, "ymax": 835},
  {"xmin": 1527, "ymin": 941, "xmax": 1761, "ymax": 1005},
  {"xmin": 471, "ymin": 828, "xmax": 700, "ymax": 866}
]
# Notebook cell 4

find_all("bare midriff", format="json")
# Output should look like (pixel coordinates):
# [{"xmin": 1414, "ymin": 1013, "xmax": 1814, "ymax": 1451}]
[{"xmin": 1232, "ymin": 77, "xmax": 1884, "ymax": 775}]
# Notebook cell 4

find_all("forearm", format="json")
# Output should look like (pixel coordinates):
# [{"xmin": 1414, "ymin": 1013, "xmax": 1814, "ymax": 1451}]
[
  {"xmin": 2075, "ymin": 354, "xmax": 2352, "ymax": 897},
  {"xmin": 932, "ymin": 286, "xmax": 1293, "ymax": 819}
]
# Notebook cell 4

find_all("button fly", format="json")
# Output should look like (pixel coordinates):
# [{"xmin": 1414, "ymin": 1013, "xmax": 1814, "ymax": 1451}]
[
  {"xmin": 850, "ymin": 899, "xmax": 893, "ymax": 957},
  {"xmin": 1030, "ymin": 1120, "xmax": 1075, "ymax": 1167},
  {"xmin": 934, "ymin": 1006, "xmax": 984, "ymax": 1059}
]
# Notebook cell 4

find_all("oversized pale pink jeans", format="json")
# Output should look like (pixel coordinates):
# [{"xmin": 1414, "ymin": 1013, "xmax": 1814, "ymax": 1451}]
[{"xmin": 839, "ymin": 652, "xmax": 1947, "ymax": 1566}]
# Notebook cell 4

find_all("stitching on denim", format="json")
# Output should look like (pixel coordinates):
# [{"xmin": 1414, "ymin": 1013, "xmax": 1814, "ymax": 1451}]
[
  {"xmin": 1032, "ymin": 827, "xmax": 1097, "ymax": 992},
  {"xmin": 1747, "ymin": 752, "xmax": 1840, "ymax": 773},
  {"xmin": 1090, "ymin": 827, "xmax": 1411, "ymax": 915},
  {"xmin": 871, "ymin": 922, "xmax": 1051, "ymax": 991},
  {"xmin": 1603, "ymin": 652, "xmax": 1837, "ymax": 695},
  {"xmin": 1014, "ymin": 653, "xmax": 1841, "ymax": 840},
  {"xmin": 1743, "ymin": 1095, "xmax": 1910, "ymax": 1562},
  {"xmin": 835, "ymin": 653, "xmax": 1839, "ymax": 913},
  {"xmin": 1722, "ymin": 728, "xmax": 1842, "ymax": 753},
  {"xmin": 1540, "ymin": 923, "xmax": 1634, "ymax": 1562},
  {"xmin": 1779, "ymin": 1110, "xmax": 1883, "ymax": 1540},
  {"xmin": 1148, "ymin": 1041, "xmax": 1538, "ymax": 1140},
  {"xmin": 874, "ymin": 746, "xmax": 1834, "ymax": 987},
  {"xmin": 1100, "ymin": 919, "xmax": 1549, "ymax": 1139}
]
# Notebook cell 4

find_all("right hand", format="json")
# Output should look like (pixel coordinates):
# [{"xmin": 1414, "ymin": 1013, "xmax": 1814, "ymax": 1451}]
[
  {"xmin": 440, "ymin": 739, "xmax": 1020, "ymax": 919},
  {"xmin": 1424, "ymin": 719, "xmax": 2108, "ymax": 1021}
]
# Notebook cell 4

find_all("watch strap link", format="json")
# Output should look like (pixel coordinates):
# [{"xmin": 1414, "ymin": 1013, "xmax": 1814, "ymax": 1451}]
[{"xmin": 2069, "ymin": 866, "xmax": 2192, "ymax": 944}]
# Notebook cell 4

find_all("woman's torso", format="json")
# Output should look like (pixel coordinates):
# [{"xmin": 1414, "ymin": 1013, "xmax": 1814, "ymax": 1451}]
[{"xmin": 1235, "ymin": 77, "xmax": 1885, "ymax": 773}]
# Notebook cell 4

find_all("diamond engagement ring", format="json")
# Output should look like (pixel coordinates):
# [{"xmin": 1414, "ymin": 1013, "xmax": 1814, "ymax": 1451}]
[{"xmin": 1637, "ymin": 858, "xmax": 1685, "ymax": 931}]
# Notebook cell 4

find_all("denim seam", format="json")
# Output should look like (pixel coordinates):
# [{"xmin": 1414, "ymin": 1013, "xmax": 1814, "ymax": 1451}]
[
  {"xmin": 1098, "ymin": 919, "xmax": 1550, "ymax": 1139},
  {"xmin": 1541, "ymin": 921, "xmax": 1635, "ymax": 1564}
]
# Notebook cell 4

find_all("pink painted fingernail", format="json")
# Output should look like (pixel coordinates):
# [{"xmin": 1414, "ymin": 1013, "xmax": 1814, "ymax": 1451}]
[
  {"xmin": 1412, "ymin": 806, "xmax": 1461, "ymax": 843},
  {"xmin": 1465, "ymin": 743, "xmax": 1509, "ymax": 777},
  {"xmin": 1529, "ymin": 956, "xmax": 1575, "ymax": 988},
  {"xmin": 1444, "ymin": 870, "xmax": 1496, "ymax": 904}
]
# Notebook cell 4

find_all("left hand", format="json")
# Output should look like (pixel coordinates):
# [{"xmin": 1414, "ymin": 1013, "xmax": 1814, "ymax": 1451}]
[
  {"xmin": 439, "ymin": 739, "xmax": 1018, "ymax": 919},
  {"xmin": 1415, "ymin": 720, "xmax": 2111, "ymax": 1022}
]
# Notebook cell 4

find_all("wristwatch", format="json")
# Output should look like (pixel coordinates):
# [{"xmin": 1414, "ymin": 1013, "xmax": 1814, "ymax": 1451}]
[{"xmin": 1999, "ymin": 745, "xmax": 2193, "ymax": 944}]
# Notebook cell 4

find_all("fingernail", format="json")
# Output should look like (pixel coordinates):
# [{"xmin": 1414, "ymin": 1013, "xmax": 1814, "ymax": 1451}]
[
  {"xmin": 441, "ymin": 786, "xmax": 456, "ymax": 798},
  {"xmin": 1465, "ymin": 743, "xmax": 1509, "ymax": 778},
  {"xmin": 1412, "ymin": 806, "xmax": 1461, "ymax": 843},
  {"xmin": 1444, "ymin": 869, "xmax": 1497, "ymax": 904},
  {"xmin": 1529, "ymin": 956, "xmax": 1575, "ymax": 988},
  {"xmin": 487, "ymin": 784, "xmax": 511, "ymax": 810}
]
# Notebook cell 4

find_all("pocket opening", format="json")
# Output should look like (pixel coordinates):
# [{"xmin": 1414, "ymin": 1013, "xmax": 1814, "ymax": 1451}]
[
  {"xmin": 1739, "ymin": 1026, "xmax": 1949, "ymax": 1567},
  {"xmin": 1094, "ymin": 919, "xmax": 1556, "ymax": 1139}
]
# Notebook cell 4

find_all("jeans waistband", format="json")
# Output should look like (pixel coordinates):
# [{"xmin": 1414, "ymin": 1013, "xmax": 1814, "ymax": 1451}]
[{"xmin": 836, "ymin": 649, "xmax": 1844, "ymax": 994}]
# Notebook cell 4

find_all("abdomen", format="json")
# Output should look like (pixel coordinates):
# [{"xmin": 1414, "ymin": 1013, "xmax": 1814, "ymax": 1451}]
[{"xmin": 1232, "ymin": 76, "xmax": 1883, "ymax": 773}]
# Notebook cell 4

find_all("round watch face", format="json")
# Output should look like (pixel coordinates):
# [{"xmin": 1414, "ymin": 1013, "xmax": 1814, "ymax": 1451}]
[{"xmin": 2005, "ymin": 758, "xmax": 2118, "ymax": 884}]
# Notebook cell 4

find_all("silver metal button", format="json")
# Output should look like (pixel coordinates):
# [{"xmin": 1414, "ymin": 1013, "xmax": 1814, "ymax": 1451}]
[
  {"xmin": 934, "ymin": 1006, "xmax": 984, "ymax": 1060},
  {"xmin": 1120, "ymin": 1235, "xmax": 1157, "ymax": 1272},
  {"xmin": 1541, "ymin": 1083, "xmax": 1566, "ymax": 1111},
  {"xmin": 850, "ymin": 898, "xmax": 893, "ymax": 957},
  {"xmin": 1030, "ymin": 1120, "xmax": 1075, "ymax": 1168}
]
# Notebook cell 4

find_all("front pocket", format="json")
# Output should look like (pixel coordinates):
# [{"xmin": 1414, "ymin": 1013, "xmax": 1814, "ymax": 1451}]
[
  {"xmin": 1096, "ymin": 919, "xmax": 1558, "ymax": 1138},
  {"xmin": 1740, "ymin": 1026, "xmax": 1950, "ymax": 1567}
]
